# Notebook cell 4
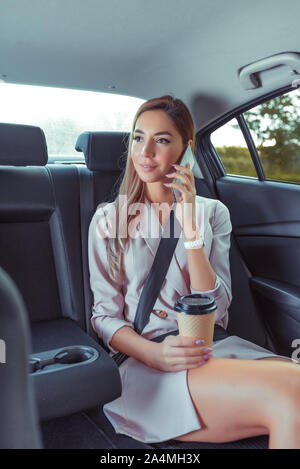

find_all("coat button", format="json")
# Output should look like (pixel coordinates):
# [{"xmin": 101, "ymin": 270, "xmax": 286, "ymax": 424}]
[{"xmin": 158, "ymin": 310, "xmax": 168, "ymax": 318}]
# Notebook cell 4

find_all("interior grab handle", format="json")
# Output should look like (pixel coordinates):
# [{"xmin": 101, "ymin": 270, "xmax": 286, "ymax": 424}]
[{"xmin": 239, "ymin": 52, "xmax": 300, "ymax": 90}]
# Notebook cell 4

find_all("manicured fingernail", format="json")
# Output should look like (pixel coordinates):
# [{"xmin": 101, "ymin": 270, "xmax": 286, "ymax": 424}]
[
  {"xmin": 163, "ymin": 183, "xmax": 171, "ymax": 186},
  {"xmin": 204, "ymin": 348, "xmax": 212, "ymax": 353},
  {"xmin": 165, "ymin": 173, "xmax": 173, "ymax": 177},
  {"xmin": 203, "ymin": 354, "xmax": 211, "ymax": 360},
  {"xmin": 195, "ymin": 340, "xmax": 204, "ymax": 345},
  {"xmin": 198, "ymin": 361, "xmax": 205, "ymax": 366}
]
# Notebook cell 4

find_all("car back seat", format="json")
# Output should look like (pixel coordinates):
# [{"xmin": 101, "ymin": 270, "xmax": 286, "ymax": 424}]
[
  {"xmin": 0, "ymin": 123, "xmax": 121, "ymax": 423},
  {"xmin": 75, "ymin": 131, "xmax": 128, "ymax": 343},
  {"xmin": 0, "ymin": 266, "xmax": 42, "ymax": 449},
  {"xmin": 0, "ymin": 123, "xmax": 269, "ymax": 449}
]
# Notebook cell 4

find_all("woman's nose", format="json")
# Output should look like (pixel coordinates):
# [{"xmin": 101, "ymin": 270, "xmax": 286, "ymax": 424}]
[{"xmin": 141, "ymin": 140, "xmax": 155, "ymax": 157}]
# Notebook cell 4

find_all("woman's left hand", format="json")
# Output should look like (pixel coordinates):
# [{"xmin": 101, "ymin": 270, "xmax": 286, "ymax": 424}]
[{"xmin": 164, "ymin": 162, "xmax": 198, "ymax": 240}]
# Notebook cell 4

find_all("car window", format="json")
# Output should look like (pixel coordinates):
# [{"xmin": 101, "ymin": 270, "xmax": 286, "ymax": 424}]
[
  {"xmin": 243, "ymin": 89, "xmax": 300, "ymax": 183},
  {"xmin": 210, "ymin": 88, "xmax": 300, "ymax": 184},
  {"xmin": 0, "ymin": 83, "xmax": 144, "ymax": 162},
  {"xmin": 210, "ymin": 117, "xmax": 257, "ymax": 178}
]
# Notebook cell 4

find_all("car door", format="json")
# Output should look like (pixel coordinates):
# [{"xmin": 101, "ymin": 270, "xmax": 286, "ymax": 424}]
[{"xmin": 197, "ymin": 81, "xmax": 300, "ymax": 359}]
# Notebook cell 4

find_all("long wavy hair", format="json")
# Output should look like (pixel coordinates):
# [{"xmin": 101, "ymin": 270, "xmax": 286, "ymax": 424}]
[{"xmin": 107, "ymin": 95, "xmax": 195, "ymax": 284}]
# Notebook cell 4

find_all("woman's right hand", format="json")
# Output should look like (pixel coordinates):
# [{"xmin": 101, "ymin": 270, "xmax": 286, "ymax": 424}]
[{"xmin": 150, "ymin": 334, "xmax": 213, "ymax": 372}]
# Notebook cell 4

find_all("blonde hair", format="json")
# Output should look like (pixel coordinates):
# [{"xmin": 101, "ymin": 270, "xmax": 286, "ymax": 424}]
[{"xmin": 107, "ymin": 95, "xmax": 195, "ymax": 283}]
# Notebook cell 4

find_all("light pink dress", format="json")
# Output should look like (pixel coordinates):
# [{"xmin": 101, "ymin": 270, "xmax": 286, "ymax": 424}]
[{"xmin": 88, "ymin": 195, "xmax": 291, "ymax": 443}]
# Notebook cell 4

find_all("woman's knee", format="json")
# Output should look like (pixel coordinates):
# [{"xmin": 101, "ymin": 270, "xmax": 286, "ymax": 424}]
[
  {"xmin": 259, "ymin": 364, "xmax": 300, "ymax": 436},
  {"xmin": 187, "ymin": 359, "xmax": 273, "ymax": 429},
  {"xmin": 187, "ymin": 358, "xmax": 300, "ymax": 429},
  {"xmin": 276, "ymin": 365, "xmax": 300, "ymax": 413}
]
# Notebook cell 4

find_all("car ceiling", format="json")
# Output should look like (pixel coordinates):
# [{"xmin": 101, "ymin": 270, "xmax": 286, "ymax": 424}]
[{"xmin": 1, "ymin": 0, "xmax": 300, "ymax": 131}]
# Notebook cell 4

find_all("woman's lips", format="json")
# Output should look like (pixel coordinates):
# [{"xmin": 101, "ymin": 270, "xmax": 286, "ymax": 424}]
[{"xmin": 140, "ymin": 164, "xmax": 156, "ymax": 172}]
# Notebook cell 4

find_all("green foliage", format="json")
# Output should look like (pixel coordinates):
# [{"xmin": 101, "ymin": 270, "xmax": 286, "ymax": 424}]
[
  {"xmin": 216, "ymin": 145, "xmax": 300, "ymax": 183},
  {"xmin": 215, "ymin": 146, "xmax": 256, "ymax": 177},
  {"xmin": 215, "ymin": 91, "xmax": 300, "ymax": 184},
  {"xmin": 243, "ymin": 92, "xmax": 300, "ymax": 175}
]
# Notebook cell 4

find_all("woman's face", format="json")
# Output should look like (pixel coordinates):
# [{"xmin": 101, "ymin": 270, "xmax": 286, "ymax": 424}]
[{"xmin": 131, "ymin": 109, "xmax": 188, "ymax": 183}]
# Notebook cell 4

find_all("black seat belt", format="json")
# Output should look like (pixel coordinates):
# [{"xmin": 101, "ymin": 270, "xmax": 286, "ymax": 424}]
[{"xmin": 113, "ymin": 205, "xmax": 181, "ymax": 365}]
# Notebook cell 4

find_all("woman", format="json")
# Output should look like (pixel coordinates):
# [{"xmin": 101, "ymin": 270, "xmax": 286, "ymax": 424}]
[{"xmin": 88, "ymin": 95, "xmax": 300, "ymax": 449}]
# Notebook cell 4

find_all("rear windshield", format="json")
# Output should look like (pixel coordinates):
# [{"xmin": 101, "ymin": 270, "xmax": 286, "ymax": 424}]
[{"xmin": 0, "ymin": 83, "xmax": 144, "ymax": 161}]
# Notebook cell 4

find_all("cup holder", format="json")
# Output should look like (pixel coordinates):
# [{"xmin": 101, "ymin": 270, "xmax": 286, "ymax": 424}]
[
  {"xmin": 29, "ymin": 345, "xmax": 99, "ymax": 374},
  {"xmin": 55, "ymin": 347, "xmax": 94, "ymax": 364}
]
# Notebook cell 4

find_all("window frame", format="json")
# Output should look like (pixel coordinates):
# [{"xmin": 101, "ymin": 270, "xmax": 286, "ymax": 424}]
[{"xmin": 197, "ymin": 83, "xmax": 300, "ymax": 185}]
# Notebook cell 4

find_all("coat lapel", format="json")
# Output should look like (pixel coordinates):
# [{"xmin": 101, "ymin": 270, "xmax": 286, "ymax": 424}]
[{"xmin": 137, "ymin": 198, "xmax": 162, "ymax": 257}]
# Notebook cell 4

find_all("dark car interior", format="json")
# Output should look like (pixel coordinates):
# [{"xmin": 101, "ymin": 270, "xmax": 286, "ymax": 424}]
[{"xmin": 0, "ymin": 0, "xmax": 300, "ymax": 450}]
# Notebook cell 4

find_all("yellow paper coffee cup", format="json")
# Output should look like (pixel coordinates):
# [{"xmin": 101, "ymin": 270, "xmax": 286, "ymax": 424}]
[{"xmin": 175, "ymin": 294, "xmax": 217, "ymax": 348}]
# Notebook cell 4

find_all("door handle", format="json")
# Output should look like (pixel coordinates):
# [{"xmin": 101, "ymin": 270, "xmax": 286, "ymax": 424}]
[{"xmin": 239, "ymin": 52, "xmax": 300, "ymax": 90}]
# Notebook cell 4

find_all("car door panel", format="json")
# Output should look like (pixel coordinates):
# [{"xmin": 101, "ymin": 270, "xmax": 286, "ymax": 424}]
[{"xmin": 216, "ymin": 176, "xmax": 300, "ymax": 357}]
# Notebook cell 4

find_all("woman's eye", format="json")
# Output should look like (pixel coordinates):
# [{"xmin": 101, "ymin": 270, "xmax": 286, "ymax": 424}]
[
  {"xmin": 133, "ymin": 136, "xmax": 169, "ymax": 144},
  {"xmin": 157, "ymin": 138, "xmax": 170, "ymax": 144}
]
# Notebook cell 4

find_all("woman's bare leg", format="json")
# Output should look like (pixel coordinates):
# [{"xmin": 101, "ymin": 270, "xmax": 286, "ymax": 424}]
[{"xmin": 173, "ymin": 357, "xmax": 300, "ymax": 449}]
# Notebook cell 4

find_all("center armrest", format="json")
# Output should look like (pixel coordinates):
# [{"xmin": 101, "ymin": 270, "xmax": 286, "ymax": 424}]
[{"xmin": 29, "ymin": 318, "xmax": 121, "ymax": 421}]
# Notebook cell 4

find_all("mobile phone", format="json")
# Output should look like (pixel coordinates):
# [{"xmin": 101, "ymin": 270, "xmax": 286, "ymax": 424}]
[
  {"xmin": 171, "ymin": 145, "xmax": 202, "ymax": 202},
  {"xmin": 173, "ymin": 144, "xmax": 196, "ymax": 186}
]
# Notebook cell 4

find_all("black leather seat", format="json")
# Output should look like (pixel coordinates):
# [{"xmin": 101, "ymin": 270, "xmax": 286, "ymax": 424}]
[
  {"xmin": 0, "ymin": 266, "xmax": 42, "ymax": 448},
  {"xmin": 75, "ymin": 131, "xmax": 129, "ymax": 342},
  {"xmin": 0, "ymin": 123, "xmax": 121, "ymax": 424}
]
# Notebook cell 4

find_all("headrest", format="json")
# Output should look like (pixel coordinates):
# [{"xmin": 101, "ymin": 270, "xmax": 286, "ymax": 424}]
[
  {"xmin": 75, "ymin": 131, "xmax": 129, "ymax": 171},
  {"xmin": 0, "ymin": 123, "xmax": 48, "ymax": 166}
]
